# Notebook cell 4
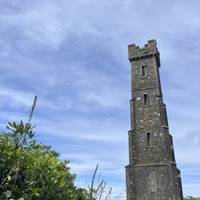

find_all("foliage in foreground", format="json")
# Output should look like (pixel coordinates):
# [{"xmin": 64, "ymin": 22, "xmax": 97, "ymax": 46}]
[
  {"xmin": 0, "ymin": 121, "xmax": 89, "ymax": 200},
  {"xmin": 0, "ymin": 97, "xmax": 197, "ymax": 200},
  {"xmin": 0, "ymin": 96, "xmax": 112, "ymax": 200}
]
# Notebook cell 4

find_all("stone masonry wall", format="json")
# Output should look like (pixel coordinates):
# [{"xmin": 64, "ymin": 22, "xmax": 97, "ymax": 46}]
[{"xmin": 126, "ymin": 40, "xmax": 183, "ymax": 200}]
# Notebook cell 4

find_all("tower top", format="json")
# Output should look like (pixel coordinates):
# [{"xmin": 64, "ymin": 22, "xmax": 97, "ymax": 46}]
[{"xmin": 128, "ymin": 39, "xmax": 160, "ymax": 66}]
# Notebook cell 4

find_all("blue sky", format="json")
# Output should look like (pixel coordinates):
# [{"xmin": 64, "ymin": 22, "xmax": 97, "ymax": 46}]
[{"xmin": 0, "ymin": 0, "xmax": 200, "ymax": 198}]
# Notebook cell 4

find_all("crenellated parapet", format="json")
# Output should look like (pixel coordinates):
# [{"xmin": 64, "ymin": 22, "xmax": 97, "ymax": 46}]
[{"xmin": 128, "ymin": 39, "xmax": 160, "ymax": 66}]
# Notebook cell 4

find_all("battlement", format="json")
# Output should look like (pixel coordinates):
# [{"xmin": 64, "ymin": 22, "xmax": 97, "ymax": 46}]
[{"xmin": 128, "ymin": 39, "xmax": 160, "ymax": 63}]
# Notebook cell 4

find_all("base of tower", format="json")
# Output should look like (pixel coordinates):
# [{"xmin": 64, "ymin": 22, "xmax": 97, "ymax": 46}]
[{"xmin": 126, "ymin": 163, "xmax": 183, "ymax": 200}]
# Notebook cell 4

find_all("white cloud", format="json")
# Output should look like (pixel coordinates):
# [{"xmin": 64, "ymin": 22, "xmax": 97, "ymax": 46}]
[
  {"xmin": 0, "ymin": 0, "xmax": 200, "ymax": 197},
  {"xmin": 176, "ymin": 150, "xmax": 200, "ymax": 165},
  {"xmin": 0, "ymin": 87, "xmax": 33, "ymax": 108},
  {"xmin": 36, "ymin": 117, "xmax": 128, "ymax": 143},
  {"xmin": 183, "ymin": 183, "xmax": 200, "ymax": 197},
  {"xmin": 1, "ymin": 2, "xmax": 68, "ymax": 49}
]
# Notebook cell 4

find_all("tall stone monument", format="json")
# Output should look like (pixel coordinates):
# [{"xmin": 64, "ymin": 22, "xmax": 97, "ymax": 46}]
[{"xmin": 126, "ymin": 40, "xmax": 184, "ymax": 200}]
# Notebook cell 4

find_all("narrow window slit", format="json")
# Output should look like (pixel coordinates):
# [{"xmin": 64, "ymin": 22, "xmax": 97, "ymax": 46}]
[
  {"xmin": 141, "ymin": 65, "xmax": 147, "ymax": 77},
  {"xmin": 147, "ymin": 133, "xmax": 151, "ymax": 146},
  {"xmin": 144, "ymin": 94, "xmax": 148, "ymax": 106}
]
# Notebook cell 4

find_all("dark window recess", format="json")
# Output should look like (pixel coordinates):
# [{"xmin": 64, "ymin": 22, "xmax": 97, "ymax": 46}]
[
  {"xmin": 144, "ymin": 94, "xmax": 148, "ymax": 106},
  {"xmin": 141, "ymin": 65, "xmax": 147, "ymax": 77},
  {"xmin": 147, "ymin": 133, "xmax": 151, "ymax": 146}
]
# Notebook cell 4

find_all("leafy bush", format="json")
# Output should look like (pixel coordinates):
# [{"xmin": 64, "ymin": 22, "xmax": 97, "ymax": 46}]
[{"xmin": 0, "ymin": 121, "xmax": 89, "ymax": 200}]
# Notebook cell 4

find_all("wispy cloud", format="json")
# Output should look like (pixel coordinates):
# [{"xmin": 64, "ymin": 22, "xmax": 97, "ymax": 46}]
[{"xmin": 0, "ymin": 0, "xmax": 200, "ymax": 197}]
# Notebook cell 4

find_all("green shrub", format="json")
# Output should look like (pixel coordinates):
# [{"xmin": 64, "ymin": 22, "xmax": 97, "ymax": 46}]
[{"xmin": 0, "ymin": 121, "xmax": 89, "ymax": 200}]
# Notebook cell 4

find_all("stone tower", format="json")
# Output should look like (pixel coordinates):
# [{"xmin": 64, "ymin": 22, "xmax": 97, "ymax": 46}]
[{"xmin": 126, "ymin": 40, "xmax": 183, "ymax": 200}]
